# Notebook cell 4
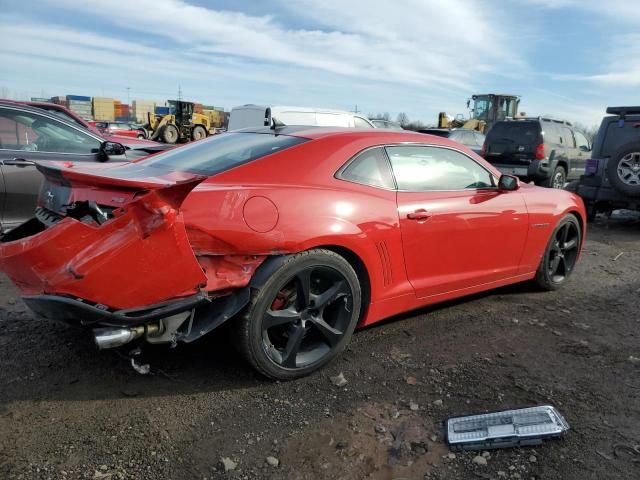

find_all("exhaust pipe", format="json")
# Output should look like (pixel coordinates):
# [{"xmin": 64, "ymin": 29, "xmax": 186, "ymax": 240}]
[{"xmin": 93, "ymin": 324, "xmax": 160, "ymax": 350}]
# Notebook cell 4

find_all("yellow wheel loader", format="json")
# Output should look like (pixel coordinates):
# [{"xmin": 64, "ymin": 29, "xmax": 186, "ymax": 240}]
[
  {"xmin": 147, "ymin": 101, "xmax": 211, "ymax": 144},
  {"xmin": 438, "ymin": 94, "xmax": 520, "ymax": 134}
]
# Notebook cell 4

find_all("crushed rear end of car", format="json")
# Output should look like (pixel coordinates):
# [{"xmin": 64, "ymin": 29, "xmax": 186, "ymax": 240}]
[{"xmin": 0, "ymin": 161, "xmax": 264, "ymax": 351}]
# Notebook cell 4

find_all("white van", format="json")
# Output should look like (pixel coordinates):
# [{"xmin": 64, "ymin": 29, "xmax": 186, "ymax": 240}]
[{"xmin": 227, "ymin": 105, "xmax": 375, "ymax": 130}]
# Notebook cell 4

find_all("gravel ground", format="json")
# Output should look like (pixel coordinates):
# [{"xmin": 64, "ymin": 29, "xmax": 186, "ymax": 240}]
[{"xmin": 1, "ymin": 213, "xmax": 639, "ymax": 480}]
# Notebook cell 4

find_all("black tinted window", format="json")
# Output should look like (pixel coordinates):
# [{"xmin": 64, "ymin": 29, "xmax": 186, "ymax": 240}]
[
  {"xmin": 340, "ymin": 147, "xmax": 394, "ymax": 189},
  {"xmin": 487, "ymin": 122, "xmax": 540, "ymax": 144},
  {"xmin": 386, "ymin": 146, "xmax": 494, "ymax": 191},
  {"xmin": 143, "ymin": 132, "xmax": 308, "ymax": 175}
]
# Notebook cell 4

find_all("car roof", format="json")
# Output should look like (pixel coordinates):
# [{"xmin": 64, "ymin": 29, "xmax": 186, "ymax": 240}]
[
  {"xmin": 233, "ymin": 126, "xmax": 478, "ymax": 152},
  {"xmin": 0, "ymin": 101, "xmax": 102, "ymax": 135}
]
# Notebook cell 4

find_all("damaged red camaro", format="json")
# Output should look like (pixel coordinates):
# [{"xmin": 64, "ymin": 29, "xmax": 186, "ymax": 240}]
[{"xmin": 0, "ymin": 127, "xmax": 586, "ymax": 379}]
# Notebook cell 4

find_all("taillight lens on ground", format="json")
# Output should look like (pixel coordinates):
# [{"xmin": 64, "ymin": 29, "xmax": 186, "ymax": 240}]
[
  {"xmin": 534, "ymin": 144, "xmax": 545, "ymax": 160},
  {"xmin": 446, "ymin": 405, "xmax": 570, "ymax": 451}
]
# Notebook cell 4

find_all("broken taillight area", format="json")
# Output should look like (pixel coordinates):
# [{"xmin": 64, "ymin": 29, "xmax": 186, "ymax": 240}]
[{"xmin": 446, "ymin": 405, "xmax": 570, "ymax": 451}]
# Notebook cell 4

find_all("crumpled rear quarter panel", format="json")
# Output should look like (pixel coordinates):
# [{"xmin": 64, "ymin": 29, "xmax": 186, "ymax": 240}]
[{"xmin": 0, "ymin": 191, "xmax": 207, "ymax": 310}]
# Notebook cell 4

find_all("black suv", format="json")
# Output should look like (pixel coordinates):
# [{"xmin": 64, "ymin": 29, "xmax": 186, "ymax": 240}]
[
  {"xmin": 482, "ymin": 118, "xmax": 591, "ymax": 188},
  {"xmin": 572, "ymin": 106, "xmax": 640, "ymax": 219}
]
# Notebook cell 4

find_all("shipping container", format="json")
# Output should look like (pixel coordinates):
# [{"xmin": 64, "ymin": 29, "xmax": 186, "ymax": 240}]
[
  {"xmin": 67, "ymin": 95, "xmax": 91, "ymax": 102},
  {"xmin": 132, "ymin": 100, "xmax": 156, "ymax": 123},
  {"xmin": 50, "ymin": 96, "xmax": 67, "ymax": 106},
  {"xmin": 30, "ymin": 97, "xmax": 50, "ymax": 102}
]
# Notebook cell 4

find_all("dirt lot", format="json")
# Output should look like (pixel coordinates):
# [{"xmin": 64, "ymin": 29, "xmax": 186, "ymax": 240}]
[{"xmin": 1, "ymin": 214, "xmax": 638, "ymax": 480}]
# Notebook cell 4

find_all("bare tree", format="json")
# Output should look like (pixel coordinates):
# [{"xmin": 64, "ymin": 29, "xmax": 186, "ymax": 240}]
[
  {"xmin": 396, "ymin": 112, "xmax": 409, "ymax": 126},
  {"xmin": 573, "ymin": 122, "xmax": 599, "ymax": 144}
]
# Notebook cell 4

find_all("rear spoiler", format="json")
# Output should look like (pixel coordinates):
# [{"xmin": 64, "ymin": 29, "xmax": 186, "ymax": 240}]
[{"xmin": 35, "ymin": 161, "xmax": 207, "ymax": 191}]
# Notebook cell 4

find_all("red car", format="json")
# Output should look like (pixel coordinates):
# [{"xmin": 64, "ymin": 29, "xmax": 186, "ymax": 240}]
[
  {"xmin": 91, "ymin": 121, "xmax": 148, "ymax": 139},
  {"xmin": 0, "ymin": 127, "xmax": 586, "ymax": 380}
]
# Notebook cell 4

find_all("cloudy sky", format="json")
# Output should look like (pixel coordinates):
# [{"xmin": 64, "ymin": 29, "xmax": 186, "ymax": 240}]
[{"xmin": 1, "ymin": 0, "xmax": 638, "ymax": 126}]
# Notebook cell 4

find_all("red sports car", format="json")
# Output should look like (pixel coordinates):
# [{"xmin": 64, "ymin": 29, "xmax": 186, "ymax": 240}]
[{"xmin": 0, "ymin": 127, "xmax": 586, "ymax": 380}]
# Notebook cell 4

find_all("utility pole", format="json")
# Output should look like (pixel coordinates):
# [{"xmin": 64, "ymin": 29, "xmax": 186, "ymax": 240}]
[
  {"xmin": 177, "ymin": 85, "xmax": 183, "ymax": 101},
  {"xmin": 354, "ymin": 104, "xmax": 359, "ymax": 113}
]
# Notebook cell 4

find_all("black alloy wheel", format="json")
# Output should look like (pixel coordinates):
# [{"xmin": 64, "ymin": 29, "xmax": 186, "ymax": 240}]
[
  {"xmin": 535, "ymin": 214, "xmax": 581, "ymax": 290},
  {"xmin": 236, "ymin": 250, "xmax": 362, "ymax": 380}
]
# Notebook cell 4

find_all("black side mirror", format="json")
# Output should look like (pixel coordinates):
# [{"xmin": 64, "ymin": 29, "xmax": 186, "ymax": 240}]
[
  {"xmin": 498, "ymin": 174, "xmax": 519, "ymax": 191},
  {"xmin": 99, "ymin": 141, "xmax": 126, "ymax": 161},
  {"xmin": 579, "ymin": 145, "xmax": 590, "ymax": 152}
]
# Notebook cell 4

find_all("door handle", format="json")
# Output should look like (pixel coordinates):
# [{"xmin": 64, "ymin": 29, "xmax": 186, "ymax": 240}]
[
  {"xmin": 407, "ymin": 209, "xmax": 431, "ymax": 221},
  {"xmin": 1, "ymin": 158, "xmax": 35, "ymax": 167}
]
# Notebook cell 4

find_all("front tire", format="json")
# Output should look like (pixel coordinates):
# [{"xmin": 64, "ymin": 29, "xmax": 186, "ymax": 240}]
[
  {"xmin": 535, "ymin": 214, "xmax": 581, "ymax": 290},
  {"xmin": 160, "ymin": 124, "xmax": 179, "ymax": 144},
  {"xmin": 191, "ymin": 125, "xmax": 207, "ymax": 141},
  {"xmin": 235, "ymin": 249, "xmax": 362, "ymax": 380}
]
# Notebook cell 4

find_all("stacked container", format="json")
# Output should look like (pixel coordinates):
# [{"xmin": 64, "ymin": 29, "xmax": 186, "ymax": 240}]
[
  {"xmin": 202, "ymin": 109, "xmax": 224, "ymax": 128},
  {"xmin": 30, "ymin": 97, "xmax": 50, "ymax": 102},
  {"xmin": 66, "ymin": 95, "xmax": 92, "ymax": 120},
  {"xmin": 155, "ymin": 106, "xmax": 170, "ymax": 116},
  {"xmin": 113, "ymin": 100, "xmax": 122, "ymax": 119},
  {"xmin": 50, "ymin": 96, "xmax": 67, "ymax": 106},
  {"xmin": 93, "ymin": 97, "xmax": 115, "ymax": 121},
  {"xmin": 132, "ymin": 100, "xmax": 156, "ymax": 123}
]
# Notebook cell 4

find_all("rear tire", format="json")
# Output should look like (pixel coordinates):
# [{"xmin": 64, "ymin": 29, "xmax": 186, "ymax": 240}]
[
  {"xmin": 235, "ymin": 249, "xmax": 362, "ymax": 380},
  {"xmin": 191, "ymin": 125, "xmax": 207, "ymax": 141},
  {"xmin": 540, "ymin": 166, "xmax": 566, "ymax": 189},
  {"xmin": 535, "ymin": 214, "xmax": 581, "ymax": 290},
  {"xmin": 606, "ymin": 142, "xmax": 640, "ymax": 197},
  {"xmin": 160, "ymin": 124, "xmax": 179, "ymax": 144}
]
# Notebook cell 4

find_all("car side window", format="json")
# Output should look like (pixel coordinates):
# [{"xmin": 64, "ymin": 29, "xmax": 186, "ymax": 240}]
[
  {"xmin": 574, "ymin": 131, "xmax": 590, "ymax": 151},
  {"xmin": 339, "ymin": 147, "xmax": 395, "ymax": 189},
  {"xmin": 386, "ymin": 145, "xmax": 495, "ymax": 191},
  {"xmin": 0, "ymin": 108, "xmax": 101, "ymax": 154},
  {"xmin": 543, "ymin": 122, "xmax": 561, "ymax": 145}
]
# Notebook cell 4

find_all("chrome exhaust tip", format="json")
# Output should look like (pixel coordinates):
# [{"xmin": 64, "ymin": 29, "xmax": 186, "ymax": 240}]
[{"xmin": 93, "ymin": 327, "xmax": 141, "ymax": 350}]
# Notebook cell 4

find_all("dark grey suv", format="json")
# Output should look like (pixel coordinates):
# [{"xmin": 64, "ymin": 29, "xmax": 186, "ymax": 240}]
[
  {"xmin": 482, "ymin": 117, "xmax": 590, "ymax": 188},
  {"xmin": 572, "ymin": 106, "xmax": 640, "ymax": 219}
]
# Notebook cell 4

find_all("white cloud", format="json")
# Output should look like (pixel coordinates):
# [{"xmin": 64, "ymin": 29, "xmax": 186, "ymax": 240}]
[
  {"xmin": 43, "ymin": 0, "xmax": 527, "ymax": 92},
  {"xmin": 552, "ymin": 34, "xmax": 640, "ymax": 87}
]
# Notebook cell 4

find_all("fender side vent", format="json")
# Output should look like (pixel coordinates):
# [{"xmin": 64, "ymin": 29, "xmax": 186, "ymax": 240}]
[{"xmin": 376, "ymin": 241, "xmax": 393, "ymax": 286}]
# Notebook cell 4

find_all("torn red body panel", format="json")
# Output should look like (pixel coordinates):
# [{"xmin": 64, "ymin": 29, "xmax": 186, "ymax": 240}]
[
  {"xmin": 196, "ymin": 255, "xmax": 266, "ymax": 292},
  {"xmin": 0, "ymin": 187, "xmax": 208, "ymax": 309}
]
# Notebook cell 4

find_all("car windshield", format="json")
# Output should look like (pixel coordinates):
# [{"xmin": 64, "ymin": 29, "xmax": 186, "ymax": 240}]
[{"xmin": 142, "ymin": 132, "xmax": 309, "ymax": 175}]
